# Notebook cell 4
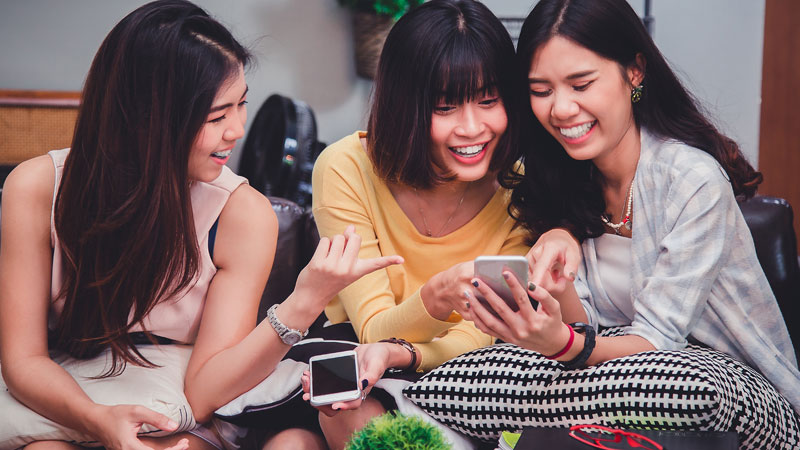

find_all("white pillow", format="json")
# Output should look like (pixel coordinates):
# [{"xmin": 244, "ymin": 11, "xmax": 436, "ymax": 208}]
[{"xmin": 0, "ymin": 345, "xmax": 195, "ymax": 450}]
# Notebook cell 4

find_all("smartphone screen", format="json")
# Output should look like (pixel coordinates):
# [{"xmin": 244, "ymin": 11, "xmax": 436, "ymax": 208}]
[
  {"xmin": 309, "ymin": 351, "xmax": 360, "ymax": 405},
  {"xmin": 311, "ymin": 356, "xmax": 358, "ymax": 395}
]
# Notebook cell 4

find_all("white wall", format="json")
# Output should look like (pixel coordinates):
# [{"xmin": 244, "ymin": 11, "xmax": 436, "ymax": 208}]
[{"xmin": 0, "ymin": 0, "xmax": 764, "ymax": 170}]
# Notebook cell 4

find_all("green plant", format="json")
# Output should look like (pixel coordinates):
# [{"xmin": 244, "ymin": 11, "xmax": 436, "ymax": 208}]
[
  {"xmin": 337, "ymin": 0, "xmax": 424, "ymax": 21},
  {"xmin": 346, "ymin": 412, "xmax": 452, "ymax": 450}
]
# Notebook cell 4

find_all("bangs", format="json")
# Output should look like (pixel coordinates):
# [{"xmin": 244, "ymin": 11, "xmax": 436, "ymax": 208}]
[{"xmin": 432, "ymin": 39, "xmax": 501, "ymax": 105}]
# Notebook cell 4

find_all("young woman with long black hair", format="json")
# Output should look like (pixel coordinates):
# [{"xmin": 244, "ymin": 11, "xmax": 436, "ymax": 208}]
[
  {"xmin": 0, "ymin": 2, "xmax": 399, "ymax": 449},
  {"xmin": 404, "ymin": 1, "xmax": 800, "ymax": 448}
]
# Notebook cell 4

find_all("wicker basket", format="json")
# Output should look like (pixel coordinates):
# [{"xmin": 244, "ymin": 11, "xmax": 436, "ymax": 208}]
[{"xmin": 352, "ymin": 11, "xmax": 394, "ymax": 79}]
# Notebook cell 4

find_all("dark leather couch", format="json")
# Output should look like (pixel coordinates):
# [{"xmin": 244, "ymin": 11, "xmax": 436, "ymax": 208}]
[{"xmin": 0, "ymin": 192, "xmax": 797, "ymax": 360}]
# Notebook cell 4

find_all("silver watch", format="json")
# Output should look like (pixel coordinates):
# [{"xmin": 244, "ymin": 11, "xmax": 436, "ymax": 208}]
[{"xmin": 267, "ymin": 304, "xmax": 308, "ymax": 345}]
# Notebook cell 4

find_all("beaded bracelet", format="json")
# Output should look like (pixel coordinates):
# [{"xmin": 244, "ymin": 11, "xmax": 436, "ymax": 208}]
[
  {"xmin": 379, "ymin": 337, "xmax": 417, "ymax": 373},
  {"xmin": 545, "ymin": 323, "xmax": 575, "ymax": 360}
]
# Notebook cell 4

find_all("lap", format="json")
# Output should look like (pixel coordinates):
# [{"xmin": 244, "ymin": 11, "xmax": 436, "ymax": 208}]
[{"xmin": 403, "ymin": 337, "xmax": 800, "ymax": 450}]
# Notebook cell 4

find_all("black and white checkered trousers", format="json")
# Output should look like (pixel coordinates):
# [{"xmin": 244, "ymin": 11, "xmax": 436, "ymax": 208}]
[{"xmin": 403, "ymin": 329, "xmax": 799, "ymax": 449}]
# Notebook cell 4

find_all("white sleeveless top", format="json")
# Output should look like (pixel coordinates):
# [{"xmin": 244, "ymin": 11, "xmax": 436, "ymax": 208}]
[{"xmin": 47, "ymin": 148, "xmax": 247, "ymax": 343}]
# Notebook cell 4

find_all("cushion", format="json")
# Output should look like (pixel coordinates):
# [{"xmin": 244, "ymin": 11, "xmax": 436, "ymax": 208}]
[
  {"xmin": 0, "ymin": 345, "xmax": 195, "ymax": 450},
  {"xmin": 403, "ymin": 335, "xmax": 800, "ymax": 449},
  {"xmin": 213, "ymin": 323, "xmax": 358, "ymax": 429}
]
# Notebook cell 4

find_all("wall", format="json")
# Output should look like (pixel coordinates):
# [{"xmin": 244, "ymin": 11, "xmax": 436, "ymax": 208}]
[{"xmin": 0, "ymin": 0, "xmax": 764, "ymax": 170}]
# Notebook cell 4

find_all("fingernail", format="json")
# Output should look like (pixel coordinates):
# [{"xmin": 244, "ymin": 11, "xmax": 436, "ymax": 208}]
[
  {"xmin": 502, "ymin": 272, "xmax": 509, "ymax": 279},
  {"xmin": 167, "ymin": 420, "xmax": 178, "ymax": 429},
  {"xmin": 569, "ymin": 272, "xmax": 576, "ymax": 280},
  {"xmin": 528, "ymin": 282, "xmax": 536, "ymax": 291},
  {"xmin": 462, "ymin": 289, "xmax": 471, "ymax": 299},
  {"xmin": 465, "ymin": 301, "xmax": 471, "ymax": 309},
  {"xmin": 362, "ymin": 379, "xmax": 369, "ymax": 389},
  {"xmin": 472, "ymin": 280, "xmax": 479, "ymax": 287},
  {"xmin": 332, "ymin": 406, "xmax": 339, "ymax": 410}
]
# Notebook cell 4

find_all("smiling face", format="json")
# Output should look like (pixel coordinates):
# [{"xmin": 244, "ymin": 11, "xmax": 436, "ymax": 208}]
[
  {"xmin": 188, "ymin": 65, "xmax": 248, "ymax": 182},
  {"xmin": 528, "ymin": 36, "xmax": 643, "ymax": 167},
  {"xmin": 429, "ymin": 90, "xmax": 508, "ymax": 182}
]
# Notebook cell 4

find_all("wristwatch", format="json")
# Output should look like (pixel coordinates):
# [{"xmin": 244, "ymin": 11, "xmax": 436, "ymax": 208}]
[
  {"xmin": 267, "ymin": 304, "xmax": 308, "ymax": 345},
  {"xmin": 561, "ymin": 322, "xmax": 596, "ymax": 370}
]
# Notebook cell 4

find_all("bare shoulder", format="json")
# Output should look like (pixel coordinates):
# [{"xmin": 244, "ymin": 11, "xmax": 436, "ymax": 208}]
[
  {"xmin": 220, "ymin": 184, "xmax": 277, "ymax": 229},
  {"xmin": 214, "ymin": 184, "xmax": 278, "ymax": 266},
  {"xmin": 2, "ymin": 155, "xmax": 55, "ymax": 212}
]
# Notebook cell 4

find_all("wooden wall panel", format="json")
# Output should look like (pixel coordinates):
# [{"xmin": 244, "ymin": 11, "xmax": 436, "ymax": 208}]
[
  {"xmin": 0, "ymin": 90, "xmax": 80, "ymax": 166},
  {"xmin": 759, "ymin": 0, "xmax": 800, "ymax": 253}
]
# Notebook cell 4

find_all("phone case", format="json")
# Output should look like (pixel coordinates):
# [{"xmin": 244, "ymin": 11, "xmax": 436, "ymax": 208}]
[
  {"xmin": 474, "ymin": 255, "xmax": 529, "ymax": 312},
  {"xmin": 309, "ymin": 350, "xmax": 361, "ymax": 406}
]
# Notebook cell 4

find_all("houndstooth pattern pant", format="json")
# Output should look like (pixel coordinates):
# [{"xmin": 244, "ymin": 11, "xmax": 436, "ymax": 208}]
[{"xmin": 403, "ymin": 330, "xmax": 799, "ymax": 449}]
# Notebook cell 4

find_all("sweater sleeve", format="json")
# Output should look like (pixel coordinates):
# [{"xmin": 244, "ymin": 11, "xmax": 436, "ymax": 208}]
[{"xmin": 625, "ymin": 159, "xmax": 734, "ymax": 351}]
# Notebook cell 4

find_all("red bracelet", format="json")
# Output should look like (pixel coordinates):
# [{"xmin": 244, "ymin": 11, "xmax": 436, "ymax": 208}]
[{"xmin": 545, "ymin": 323, "xmax": 575, "ymax": 360}]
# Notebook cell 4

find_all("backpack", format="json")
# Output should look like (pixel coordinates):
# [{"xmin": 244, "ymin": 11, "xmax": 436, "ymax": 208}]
[{"xmin": 238, "ymin": 94, "xmax": 325, "ymax": 209}]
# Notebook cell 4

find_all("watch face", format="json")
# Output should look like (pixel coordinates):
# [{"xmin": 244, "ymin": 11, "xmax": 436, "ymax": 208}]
[{"xmin": 283, "ymin": 332, "xmax": 303, "ymax": 346}]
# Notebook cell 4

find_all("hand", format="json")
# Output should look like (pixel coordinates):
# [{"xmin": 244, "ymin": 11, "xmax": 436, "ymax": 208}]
[
  {"xmin": 294, "ymin": 225, "xmax": 404, "ymax": 309},
  {"xmin": 467, "ymin": 273, "xmax": 571, "ymax": 356},
  {"xmin": 88, "ymin": 404, "xmax": 181, "ymax": 450},
  {"xmin": 527, "ymin": 228, "xmax": 581, "ymax": 296},
  {"xmin": 421, "ymin": 261, "xmax": 476, "ymax": 321},
  {"xmin": 301, "ymin": 342, "xmax": 398, "ymax": 417}
]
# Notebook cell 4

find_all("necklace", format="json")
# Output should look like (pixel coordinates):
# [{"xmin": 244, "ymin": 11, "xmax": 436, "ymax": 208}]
[
  {"xmin": 601, "ymin": 178, "xmax": 634, "ymax": 235},
  {"xmin": 413, "ymin": 183, "xmax": 470, "ymax": 237}
]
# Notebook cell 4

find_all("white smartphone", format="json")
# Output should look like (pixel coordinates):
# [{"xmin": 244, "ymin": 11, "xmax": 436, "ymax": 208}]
[
  {"xmin": 309, "ymin": 350, "xmax": 361, "ymax": 406},
  {"xmin": 474, "ymin": 255, "xmax": 536, "ymax": 312}
]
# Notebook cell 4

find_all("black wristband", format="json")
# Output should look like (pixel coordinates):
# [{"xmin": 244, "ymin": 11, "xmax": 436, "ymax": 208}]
[
  {"xmin": 379, "ymin": 337, "xmax": 417, "ymax": 373},
  {"xmin": 561, "ymin": 322, "xmax": 596, "ymax": 370}
]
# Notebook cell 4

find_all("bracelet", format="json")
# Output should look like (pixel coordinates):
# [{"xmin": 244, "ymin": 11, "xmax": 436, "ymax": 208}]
[
  {"xmin": 545, "ymin": 323, "xmax": 575, "ymax": 359},
  {"xmin": 379, "ymin": 337, "xmax": 417, "ymax": 373},
  {"xmin": 561, "ymin": 322, "xmax": 596, "ymax": 370}
]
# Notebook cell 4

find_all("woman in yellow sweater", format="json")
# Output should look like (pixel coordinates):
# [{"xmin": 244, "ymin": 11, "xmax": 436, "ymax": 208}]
[{"xmin": 307, "ymin": 0, "xmax": 530, "ymax": 448}]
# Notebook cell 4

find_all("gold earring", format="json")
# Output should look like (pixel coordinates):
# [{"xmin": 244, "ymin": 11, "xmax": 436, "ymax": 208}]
[{"xmin": 631, "ymin": 84, "xmax": 644, "ymax": 103}]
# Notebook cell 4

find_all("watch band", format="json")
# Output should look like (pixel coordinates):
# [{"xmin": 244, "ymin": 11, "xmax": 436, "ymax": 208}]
[
  {"xmin": 266, "ymin": 304, "xmax": 308, "ymax": 345},
  {"xmin": 561, "ymin": 322, "xmax": 596, "ymax": 370}
]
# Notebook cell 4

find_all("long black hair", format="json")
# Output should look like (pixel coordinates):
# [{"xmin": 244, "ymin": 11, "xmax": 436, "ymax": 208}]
[
  {"xmin": 505, "ymin": 0, "xmax": 762, "ymax": 241},
  {"xmin": 54, "ymin": 0, "xmax": 250, "ymax": 375},
  {"xmin": 367, "ymin": 0, "xmax": 523, "ymax": 189}
]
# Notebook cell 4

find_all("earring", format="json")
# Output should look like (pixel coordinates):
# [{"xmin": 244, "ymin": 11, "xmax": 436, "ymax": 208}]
[{"xmin": 631, "ymin": 84, "xmax": 644, "ymax": 103}]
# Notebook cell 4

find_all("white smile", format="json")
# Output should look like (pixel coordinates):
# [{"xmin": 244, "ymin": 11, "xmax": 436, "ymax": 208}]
[
  {"xmin": 449, "ymin": 143, "xmax": 486, "ymax": 158},
  {"xmin": 211, "ymin": 149, "xmax": 232, "ymax": 158},
  {"xmin": 559, "ymin": 121, "xmax": 596, "ymax": 139}
]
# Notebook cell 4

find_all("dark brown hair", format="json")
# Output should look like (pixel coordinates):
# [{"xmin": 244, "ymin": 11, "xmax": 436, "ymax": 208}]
[
  {"xmin": 506, "ymin": 0, "xmax": 762, "ymax": 241},
  {"xmin": 53, "ymin": 0, "xmax": 250, "ymax": 375},
  {"xmin": 367, "ymin": 0, "xmax": 523, "ymax": 189}
]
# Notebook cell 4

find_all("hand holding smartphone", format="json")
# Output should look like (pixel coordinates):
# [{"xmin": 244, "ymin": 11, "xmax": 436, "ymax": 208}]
[
  {"xmin": 309, "ymin": 350, "xmax": 361, "ymax": 406},
  {"xmin": 474, "ymin": 255, "xmax": 538, "ymax": 313}
]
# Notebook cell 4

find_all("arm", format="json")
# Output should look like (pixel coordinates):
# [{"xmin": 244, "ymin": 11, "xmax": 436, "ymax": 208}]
[
  {"xmin": 183, "ymin": 186, "xmax": 401, "ymax": 422},
  {"xmin": 472, "ymin": 165, "xmax": 734, "ymax": 364},
  {"xmin": 0, "ymin": 158, "xmax": 177, "ymax": 448}
]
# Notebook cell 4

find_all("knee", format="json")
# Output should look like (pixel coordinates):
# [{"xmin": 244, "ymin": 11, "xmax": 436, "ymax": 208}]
[
  {"xmin": 262, "ymin": 428, "xmax": 326, "ymax": 450},
  {"xmin": 24, "ymin": 441, "xmax": 82, "ymax": 450}
]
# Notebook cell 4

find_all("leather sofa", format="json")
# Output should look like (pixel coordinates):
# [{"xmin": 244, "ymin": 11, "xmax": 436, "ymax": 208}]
[{"xmin": 0, "ymin": 192, "xmax": 797, "ymax": 360}]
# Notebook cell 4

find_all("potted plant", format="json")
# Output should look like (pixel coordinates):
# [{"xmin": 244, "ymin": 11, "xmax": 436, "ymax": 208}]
[
  {"xmin": 337, "ymin": 0, "xmax": 424, "ymax": 79},
  {"xmin": 346, "ymin": 411, "xmax": 452, "ymax": 449}
]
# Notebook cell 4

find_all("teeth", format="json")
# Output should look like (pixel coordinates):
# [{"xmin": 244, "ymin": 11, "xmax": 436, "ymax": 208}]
[
  {"xmin": 212, "ymin": 149, "xmax": 232, "ymax": 158},
  {"xmin": 450, "ymin": 144, "xmax": 484, "ymax": 157},
  {"xmin": 559, "ymin": 121, "xmax": 595, "ymax": 139}
]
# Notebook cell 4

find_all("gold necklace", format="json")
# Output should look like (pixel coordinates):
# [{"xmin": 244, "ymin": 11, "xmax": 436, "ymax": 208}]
[
  {"xmin": 413, "ymin": 183, "xmax": 470, "ymax": 237},
  {"xmin": 601, "ymin": 178, "xmax": 634, "ymax": 235}
]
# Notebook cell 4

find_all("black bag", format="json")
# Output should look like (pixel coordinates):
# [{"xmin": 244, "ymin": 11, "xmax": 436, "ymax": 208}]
[{"xmin": 238, "ymin": 94, "xmax": 325, "ymax": 209}]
